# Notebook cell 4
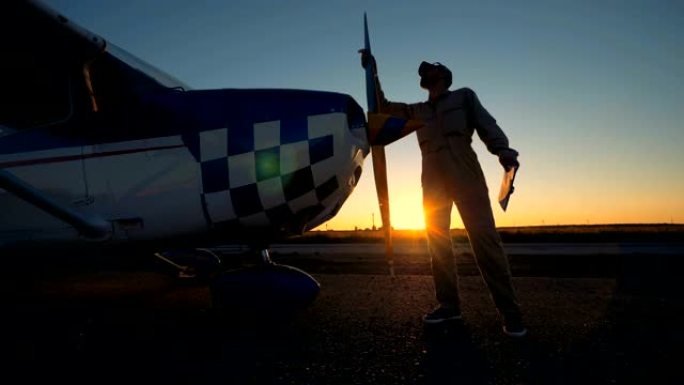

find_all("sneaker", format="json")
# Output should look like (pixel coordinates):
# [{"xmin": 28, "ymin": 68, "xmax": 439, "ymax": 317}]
[
  {"xmin": 423, "ymin": 306, "xmax": 462, "ymax": 324},
  {"xmin": 502, "ymin": 316, "xmax": 528, "ymax": 338}
]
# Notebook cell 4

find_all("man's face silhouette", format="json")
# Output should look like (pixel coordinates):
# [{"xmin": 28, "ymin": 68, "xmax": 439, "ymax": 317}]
[{"xmin": 419, "ymin": 62, "xmax": 449, "ymax": 91}]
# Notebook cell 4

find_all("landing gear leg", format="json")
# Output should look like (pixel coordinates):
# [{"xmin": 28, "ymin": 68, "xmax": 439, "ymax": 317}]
[
  {"xmin": 154, "ymin": 251, "xmax": 196, "ymax": 279},
  {"xmin": 153, "ymin": 248, "xmax": 222, "ymax": 280},
  {"xmin": 260, "ymin": 249, "xmax": 273, "ymax": 265}
]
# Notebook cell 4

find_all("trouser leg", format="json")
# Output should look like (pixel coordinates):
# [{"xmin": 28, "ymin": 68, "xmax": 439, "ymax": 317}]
[
  {"xmin": 423, "ymin": 182, "xmax": 460, "ymax": 309},
  {"xmin": 454, "ymin": 186, "xmax": 521, "ymax": 318}
]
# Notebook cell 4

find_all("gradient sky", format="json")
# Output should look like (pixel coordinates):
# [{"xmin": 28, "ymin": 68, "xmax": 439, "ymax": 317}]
[{"xmin": 47, "ymin": 0, "xmax": 684, "ymax": 229}]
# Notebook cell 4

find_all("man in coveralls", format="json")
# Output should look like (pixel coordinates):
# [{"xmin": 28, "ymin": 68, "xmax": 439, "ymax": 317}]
[{"xmin": 362, "ymin": 54, "xmax": 527, "ymax": 337}]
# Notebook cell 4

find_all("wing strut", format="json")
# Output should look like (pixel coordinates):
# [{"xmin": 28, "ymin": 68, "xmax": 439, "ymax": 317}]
[{"xmin": 0, "ymin": 169, "xmax": 110, "ymax": 239}]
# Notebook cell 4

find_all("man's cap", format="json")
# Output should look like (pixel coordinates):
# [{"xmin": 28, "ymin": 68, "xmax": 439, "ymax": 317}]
[{"xmin": 418, "ymin": 61, "xmax": 452, "ymax": 88}]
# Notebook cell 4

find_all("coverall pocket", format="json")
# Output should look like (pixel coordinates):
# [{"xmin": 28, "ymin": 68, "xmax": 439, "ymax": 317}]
[{"xmin": 441, "ymin": 107, "xmax": 468, "ymax": 136}]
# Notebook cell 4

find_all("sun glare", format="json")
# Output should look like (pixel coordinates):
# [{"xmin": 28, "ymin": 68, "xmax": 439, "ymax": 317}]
[{"xmin": 389, "ymin": 193, "xmax": 425, "ymax": 230}]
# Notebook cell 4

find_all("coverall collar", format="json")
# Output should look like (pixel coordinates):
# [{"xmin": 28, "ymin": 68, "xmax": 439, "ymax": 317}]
[{"xmin": 428, "ymin": 90, "xmax": 450, "ymax": 105}]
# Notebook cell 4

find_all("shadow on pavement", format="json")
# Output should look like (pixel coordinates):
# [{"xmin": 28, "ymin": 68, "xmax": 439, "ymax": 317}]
[{"xmin": 420, "ymin": 320, "xmax": 490, "ymax": 384}]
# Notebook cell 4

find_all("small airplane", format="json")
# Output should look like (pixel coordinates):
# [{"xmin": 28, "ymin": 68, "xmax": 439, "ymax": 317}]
[{"xmin": 0, "ymin": 1, "xmax": 415, "ymax": 310}]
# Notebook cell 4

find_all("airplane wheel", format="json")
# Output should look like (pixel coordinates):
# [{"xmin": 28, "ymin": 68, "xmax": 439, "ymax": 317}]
[{"xmin": 209, "ymin": 264, "xmax": 320, "ymax": 317}]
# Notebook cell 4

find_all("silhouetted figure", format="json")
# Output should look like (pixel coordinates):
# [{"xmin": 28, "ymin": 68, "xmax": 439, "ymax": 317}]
[{"xmin": 361, "ymin": 53, "xmax": 526, "ymax": 337}]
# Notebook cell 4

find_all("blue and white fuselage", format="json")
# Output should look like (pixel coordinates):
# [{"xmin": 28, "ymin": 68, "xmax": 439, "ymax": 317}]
[{"xmin": 0, "ymin": 89, "xmax": 369, "ymax": 249}]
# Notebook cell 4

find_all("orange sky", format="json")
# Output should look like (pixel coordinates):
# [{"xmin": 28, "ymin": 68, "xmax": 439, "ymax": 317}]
[{"xmin": 318, "ymin": 133, "xmax": 684, "ymax": 231}]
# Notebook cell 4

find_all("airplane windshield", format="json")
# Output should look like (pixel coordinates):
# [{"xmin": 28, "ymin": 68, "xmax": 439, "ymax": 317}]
[
  {"xmin": 106, "ymin": 44, "xmax": 189, "ymax": 91},
  {"xmin": 87, "ymin": 44, "xmax": 190, "ymax": 113}
]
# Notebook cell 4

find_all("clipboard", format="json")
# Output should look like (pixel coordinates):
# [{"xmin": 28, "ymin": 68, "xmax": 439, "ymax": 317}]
[{"xmin": 498, "ymin": 165, "xmax": 518, "ymax": 211}]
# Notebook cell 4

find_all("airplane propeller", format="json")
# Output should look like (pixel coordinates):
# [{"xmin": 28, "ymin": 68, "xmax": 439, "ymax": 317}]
[
  {"xmin": 360, "ymin": 14, "xmax": 394, "ymax": 278},
  {"xmin": 370, "ymin": 145, "xmax": 394, "ymax": 277},
  {"xmin": 361, "ymin": 14, "xmax": 425, "ymax": 278},
  {"xmin": 362, "ymin": 13, "xmax": 424, "ymax": 279}
]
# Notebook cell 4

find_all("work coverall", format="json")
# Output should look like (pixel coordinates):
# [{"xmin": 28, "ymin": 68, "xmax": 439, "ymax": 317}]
[{"xmin": 380, "ymin": 87, "xmax": 521, "ymax": 318}]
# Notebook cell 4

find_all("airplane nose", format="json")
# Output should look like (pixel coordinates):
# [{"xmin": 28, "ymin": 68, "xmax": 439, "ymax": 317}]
[{"xmin": 345, "ymin": 97, "xmax": 370, "ymax": 155}]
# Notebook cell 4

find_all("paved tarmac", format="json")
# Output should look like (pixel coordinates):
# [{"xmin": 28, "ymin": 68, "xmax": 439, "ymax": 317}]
[
  {"xmin": 269, "ymin": 242, "xmax": 684, "ymax": 256},
  {"xmin": 1, "ymin": 243, "xmax": 682, "ymax": 384}
]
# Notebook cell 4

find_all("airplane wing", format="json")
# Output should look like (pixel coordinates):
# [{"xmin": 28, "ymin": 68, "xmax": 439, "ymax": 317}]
[
  {"xmin": 1, "ymin": 1, "xmax": 188, "ymax": 99},
  {"xmin": 2, "ymin": 1, "xmax": 106, "ymax": 58},
  {"xmin": 0, "ymin": 169, "xmax": 110, "ymax": 239}
]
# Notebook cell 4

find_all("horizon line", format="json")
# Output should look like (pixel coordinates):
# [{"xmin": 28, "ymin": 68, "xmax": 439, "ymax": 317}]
[{"xmin": 312, "ymin": 222, "xmax": 684, "ymax": 232}]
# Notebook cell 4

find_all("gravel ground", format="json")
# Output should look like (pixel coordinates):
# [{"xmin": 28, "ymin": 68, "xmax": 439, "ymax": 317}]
[{"xmin": 1, "ymin": 253, "xmax": 682, "ymax": 385}]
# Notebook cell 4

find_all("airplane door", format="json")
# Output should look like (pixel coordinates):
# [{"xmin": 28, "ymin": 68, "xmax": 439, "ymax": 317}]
[{"xmin": 0, "ymin": 52, "xmax": 91, "ymax": 245}]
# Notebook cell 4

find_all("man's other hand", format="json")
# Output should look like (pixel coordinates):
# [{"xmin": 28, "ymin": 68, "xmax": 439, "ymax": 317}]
[
  {"xmin": 498, "ymin": 149, "xmax": 519, "ymax": 171},
  {"xmin": 359, "ymin": 49, "xmax": 376, "ymax": 69}
]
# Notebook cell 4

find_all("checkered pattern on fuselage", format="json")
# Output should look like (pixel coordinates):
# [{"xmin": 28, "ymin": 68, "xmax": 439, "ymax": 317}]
[{"xmin": 199, "ymin": 113, "xmax": 341, "ymax": 231}]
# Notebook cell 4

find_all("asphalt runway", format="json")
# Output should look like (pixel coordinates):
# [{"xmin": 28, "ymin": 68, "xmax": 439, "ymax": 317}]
[
  {"xmin": 270, "ymin": 242, "xmax": 684, "ymax": 256},
  {"xmin": 2, "ymin": 242, "xmax": 682, "ymax": 384}
]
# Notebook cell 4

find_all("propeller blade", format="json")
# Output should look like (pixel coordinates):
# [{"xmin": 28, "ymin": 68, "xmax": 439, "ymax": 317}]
[
  {"xmin": 371, "ymin": 145, "xmax": 394, "ymax": 277},
  {"xmin": 363, "ymin": 13, "xmax": 377, "ymax": 113},
  {"xmin": 362, "ymin": 13, "xmax": 394, "ymax": 277}
]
